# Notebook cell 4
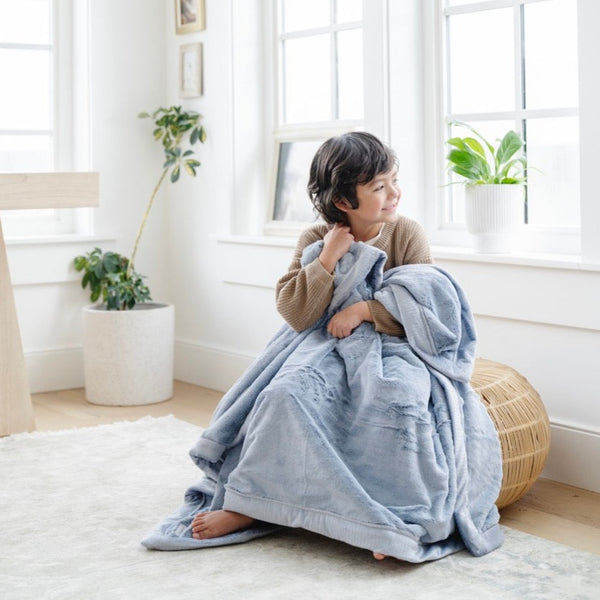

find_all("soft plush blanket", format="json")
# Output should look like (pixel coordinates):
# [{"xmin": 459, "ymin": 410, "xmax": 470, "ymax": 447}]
[{"xmin": 142, "ymin": 242, "xmax": 503, "ymax": 562}]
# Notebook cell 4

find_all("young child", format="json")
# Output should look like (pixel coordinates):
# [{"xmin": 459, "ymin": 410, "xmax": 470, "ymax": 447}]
[{"xmin": 191, "ymin": 131, "xmax": 432, "ymax": 552}]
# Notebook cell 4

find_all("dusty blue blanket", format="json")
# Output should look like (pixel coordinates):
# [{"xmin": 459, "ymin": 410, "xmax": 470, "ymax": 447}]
[{"xmin": 142, "ymin": 242, "xmax": 503, "ymax": 561}]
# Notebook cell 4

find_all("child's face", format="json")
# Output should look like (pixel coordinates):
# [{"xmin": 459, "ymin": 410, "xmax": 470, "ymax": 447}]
[{"xmin": 343, "ymin": 167, "xmax": 401, "ymax": 235}]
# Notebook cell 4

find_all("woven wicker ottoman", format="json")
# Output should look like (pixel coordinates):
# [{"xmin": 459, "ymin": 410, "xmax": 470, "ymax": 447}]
[{"xmin": 470, "ymin": 358, "xmax": 551, "ymax": 509}]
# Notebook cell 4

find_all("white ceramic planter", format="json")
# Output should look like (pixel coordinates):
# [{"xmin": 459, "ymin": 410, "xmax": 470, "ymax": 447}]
[
  {"xmin": 465, "ymin": 184, "xmax": 524, "ymax": 253},
  {"xmin": 83, "ymin": 302, "xmax": 174, "ymax": 406}
]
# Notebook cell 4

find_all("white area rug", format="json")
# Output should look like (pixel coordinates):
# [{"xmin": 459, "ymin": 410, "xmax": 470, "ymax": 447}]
[{"xmin": 1, "ymin": 416, "xmax": 598, "ymax": 600}]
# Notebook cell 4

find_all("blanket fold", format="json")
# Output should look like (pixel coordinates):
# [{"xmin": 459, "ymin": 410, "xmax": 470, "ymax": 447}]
[{"xmin": 142, "ymin": 242, "xmax": 503, "ymax": 562}]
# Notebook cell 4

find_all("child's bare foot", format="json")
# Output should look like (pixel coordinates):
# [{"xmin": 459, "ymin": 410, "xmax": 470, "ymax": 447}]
[
  {"xmin": 191, "ymin": 510, "xmax": 254, "ymax": 539},
  {"xmin": 373, "ymin": 552, "xmax": 386, "ymax": 560}
]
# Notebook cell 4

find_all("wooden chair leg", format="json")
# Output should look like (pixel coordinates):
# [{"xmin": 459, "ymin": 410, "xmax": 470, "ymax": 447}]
[{"xmin": 0, "ymin": 220, "xmax": 35, "ymax": 436}]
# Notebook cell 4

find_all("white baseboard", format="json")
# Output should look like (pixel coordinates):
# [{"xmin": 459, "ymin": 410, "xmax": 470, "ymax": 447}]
[
  {"xmin": 23, "ymin": 342, "xmax": 600, "ymax": 494},
  {"xmin": 174, "ymin": 339, "xmax": 254, "ymax": 392},
  {"xmin": 542, "ymin": 422, "xmax": 600, "ymax": 493},
  {"xmin": 25, "ymin": 346, "xmax": 84, "ymax": 393}
]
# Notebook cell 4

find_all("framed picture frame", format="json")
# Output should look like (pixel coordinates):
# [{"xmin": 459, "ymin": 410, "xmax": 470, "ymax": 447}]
[
  {"xmin": 265, "ymin": 137, "xmax": 325, "ymax": 233},
  {"xmin": 174, "ymin": 0, "xmax": 205, "ymax": 34},
  {"xmin": 179, "ymin": 43, "xmax": 203, "ymax": 98}
]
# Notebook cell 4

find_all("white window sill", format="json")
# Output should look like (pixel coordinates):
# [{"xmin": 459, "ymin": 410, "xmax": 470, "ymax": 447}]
[
  {"xmin": 213, "ymin": 233, "xmax": 297, "ymax": 249},
  {"xmin": 432, "ymin": 246, "xmax": 600, "ymax": 273},
  {"xmin": 4, "ymin": 233, "xmax": 115, "ymax": 247},
  {"xmin": 215, "ymin": 234, "xmax": 600, "ymax": 273}
]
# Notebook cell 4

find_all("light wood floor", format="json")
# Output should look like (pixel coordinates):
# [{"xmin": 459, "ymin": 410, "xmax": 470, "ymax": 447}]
[{"xmin": 31, "ymin": 381, "xmax": 600, "ymax": 556}]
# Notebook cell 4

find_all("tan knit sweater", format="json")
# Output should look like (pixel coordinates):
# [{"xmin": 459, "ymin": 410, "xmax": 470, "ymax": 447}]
[{"xmin": 276, "ymin": 216, "xmax": 432, "ymax": 334}]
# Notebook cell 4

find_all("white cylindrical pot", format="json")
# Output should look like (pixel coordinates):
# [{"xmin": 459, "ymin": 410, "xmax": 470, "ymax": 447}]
[
  {"xmin": 83, "ymin": 303, "xmax": 174, "ymax": 406},
  {"xmin": 465, "ymin": 184, "xmax": 524, "ymax": 253}
]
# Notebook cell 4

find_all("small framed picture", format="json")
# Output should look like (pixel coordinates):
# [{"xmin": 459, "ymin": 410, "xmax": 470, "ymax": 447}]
[
  {"xmin": 175, "ymin": 0, "xmax": 205, "ymax": 34},
  {"xmin": 179, "ymin": 43, "xmax": 203, "ymax": 98}
]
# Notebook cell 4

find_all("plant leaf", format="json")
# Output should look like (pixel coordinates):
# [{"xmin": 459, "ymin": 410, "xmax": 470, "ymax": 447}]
[
  {"xmin": 446, "ymin": 149, "xmax": 488, "ymax": 181},
  {"xmin": 497, "ymin": 157, "xmax": 527, "ymax": 180},
  {"xmin": 496, "ymin": 130, "xmax": 523, "ymax": 166},
  {"xmin": 449, "ymin": 120, "xmax": 496, "ymax": 156},
  {"xmin": 463, "ymin": 137, "xmax": 486, "ymax": 159},
  {"xmin": 183, "ymin": 161, "xmax": 196, "ymax": 176},
  {"xmin": 449, "ymin": 166, "xmax": 481, "ymax": 182}
]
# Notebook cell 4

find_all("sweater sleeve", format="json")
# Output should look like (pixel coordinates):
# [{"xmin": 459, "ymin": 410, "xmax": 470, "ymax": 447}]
[
  {"xmin": 276, "ymin": 219, "xmax": 432, "ymax": 335},
  {"xmin": 366, "ymin": 300, "xmax": 406, "ymax": 337},
  {"xmin": 402, "ymin": 219, "xmax": 433, "ymax": 265},
  {"xmin": 276, "ymin": 226, "xmax": 334, "ymax": 332}
]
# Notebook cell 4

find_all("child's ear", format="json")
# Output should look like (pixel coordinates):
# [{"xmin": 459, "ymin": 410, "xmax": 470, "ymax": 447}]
[{"xmin": 334, "ymin": 197, "xmax": 350, "ymax": 213}]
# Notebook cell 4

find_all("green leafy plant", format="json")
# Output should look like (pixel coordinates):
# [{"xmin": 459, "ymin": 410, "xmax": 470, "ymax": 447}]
[
  {"xmin": 445, "ymin": 121, "xmax": 527, "ymax": 185},
  {"xmin": 74, "ymin": 248, "xmax": 150, "ymax": 310},
  {"xmin": 131, "ymin": 106, "xmax": 206, "ymax": 278},
  {"xmin": 74, "ymin": 106, "xmax": 206, "ymax": 310}
]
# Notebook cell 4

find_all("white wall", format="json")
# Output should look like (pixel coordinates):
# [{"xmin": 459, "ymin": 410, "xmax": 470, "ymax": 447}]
[
  {"xmin": 6, "ymin": 0, "xmax": 168, "ymax": 391},
  {"xmin": 434, "ymin": 254, "xmax": 600, "ymax": 493},
  {"xmin": 4, "ymin": 0, "xmax": 599, "ymax": 494}
]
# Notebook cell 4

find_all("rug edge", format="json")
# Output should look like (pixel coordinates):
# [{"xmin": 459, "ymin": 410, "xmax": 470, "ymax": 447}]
[{"xmin": 0, "ymin": 414, "xmax": 197, "ymax": 441}]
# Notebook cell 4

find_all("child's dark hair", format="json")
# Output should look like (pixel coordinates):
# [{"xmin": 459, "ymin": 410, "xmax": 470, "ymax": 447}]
[{"xmin": 307, "ymin": 131, "xmax": 397, "ymax": 225}]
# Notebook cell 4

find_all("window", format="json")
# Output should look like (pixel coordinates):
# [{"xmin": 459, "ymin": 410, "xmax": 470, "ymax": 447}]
[
  {"xmin": 0, "ymin": 0, "xmax": 54, "ymax": 176},
  {"xmin": 278, "ymin": 0, "xmax": 363, "ymax": 125},
  {"xmin": 266, "ymin": 0, "xmax": 364, "ymax": 232},
  {"xmin": 0, "ymin": 0, "xmax": 87, "ymax": 238},
  {"xmin": 431, "ymin": 0, "xmax": 580, "ymax": 253}
]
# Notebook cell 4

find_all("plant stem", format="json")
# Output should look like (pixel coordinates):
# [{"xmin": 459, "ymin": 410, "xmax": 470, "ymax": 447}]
[{"xmin": 127, "ymin": 167, "xmax": 169, "ymax": 279}]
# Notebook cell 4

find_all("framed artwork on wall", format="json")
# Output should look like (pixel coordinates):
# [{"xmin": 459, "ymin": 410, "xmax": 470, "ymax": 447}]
[
  {"xmin": 179, "ymin": 43, "xmax": 203, "ymax": 98},
  {"xmin": 175, "ymin": 0, "xmax": 205, "ymax": 34}
]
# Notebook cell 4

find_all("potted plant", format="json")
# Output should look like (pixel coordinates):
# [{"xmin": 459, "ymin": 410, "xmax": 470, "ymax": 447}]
[
  {"xmin": 445, "ymin": 121, "xmax": 527, "ymax": 253},
  {"xmin": 74, "ymin": 106, "xmax": 206, "ymax": 406}
]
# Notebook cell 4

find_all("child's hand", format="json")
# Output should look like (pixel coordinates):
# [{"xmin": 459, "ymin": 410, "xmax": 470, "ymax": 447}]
[
  {"xmin": 319, "ymin": 223, "xmax": 354, "ymax": 273},
  {"xmin": 327, "ymin": 301, "xmax": 373, "ymax": 338}
]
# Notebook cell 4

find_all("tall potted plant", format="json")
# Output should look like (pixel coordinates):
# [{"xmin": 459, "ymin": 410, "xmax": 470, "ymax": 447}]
[
  {"xmin": 445, "ymin": 121, "xmax": 527, "ymax": 253},
  {"xmin": 74, "ymin": 106, "xmax": 206, "ymax": 406}
]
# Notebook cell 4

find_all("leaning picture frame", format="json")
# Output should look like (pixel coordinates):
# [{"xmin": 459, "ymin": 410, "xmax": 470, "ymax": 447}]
[
  {"xmin": 179, "ymin": 43, "xmax": 203, "ymax": 98},
  {"xmin": 264, "ymin": 128, "xmax": 353, "ymax": 236},
  {"xmin": 174, "ymin": 0, "xmax": 205, "ymax": 34},
  {"xmin": 264, "ymin": 136, "xmax": 325, "ymax": 235}
]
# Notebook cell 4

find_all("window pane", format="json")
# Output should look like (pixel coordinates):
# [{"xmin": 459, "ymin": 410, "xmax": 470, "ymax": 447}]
[
  {"xmin": 283, "ymin": 35, "xmax": 331, "ymax": 123},
  {"xmin": 526, "ymin": 117, "xmax": 580, "ymax": 227},
  {"xmin": 282, "ymin": 0, "xmax": 330, "ymax": 32},
  {"xmin": 337, "ymin": 29, "xmax": 363, "ymax": 120},
  {"xmin": 336, "ymin": 0, "xmax": 362, "ymax": 23},
  {"xmin": 0, "ymin": 49, "xmax": 51, "ymax": 130},
  {"xmin": 524, "ymin": 0, "xmax": 578, "ymax": 110},
  {"xmin": 1, "ymin": 208, "xmax": 75, "ymax": 236},
  {"xmin": 0, "ymin": 135, "xmax": 52, "ymax": 171},
  {"xmin": 0, "ymin": 0, "xmax": 51, "ymax": 44},
  {"xmin": 448, "ymin": 9, "xmax": 514, "ymax": 114}
]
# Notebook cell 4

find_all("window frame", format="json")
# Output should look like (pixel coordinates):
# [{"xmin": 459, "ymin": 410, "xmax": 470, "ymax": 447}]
[
  {"xmin": 264, "ymin": 0, "xmax": 366, "ymax": 235},
  {"xmin": 424, "ymin": 0, "xmax": 583, "ymax": 256},
  {"xmin": 0, "ymin": 0, "xmax": 90, "ymax": 240}
]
